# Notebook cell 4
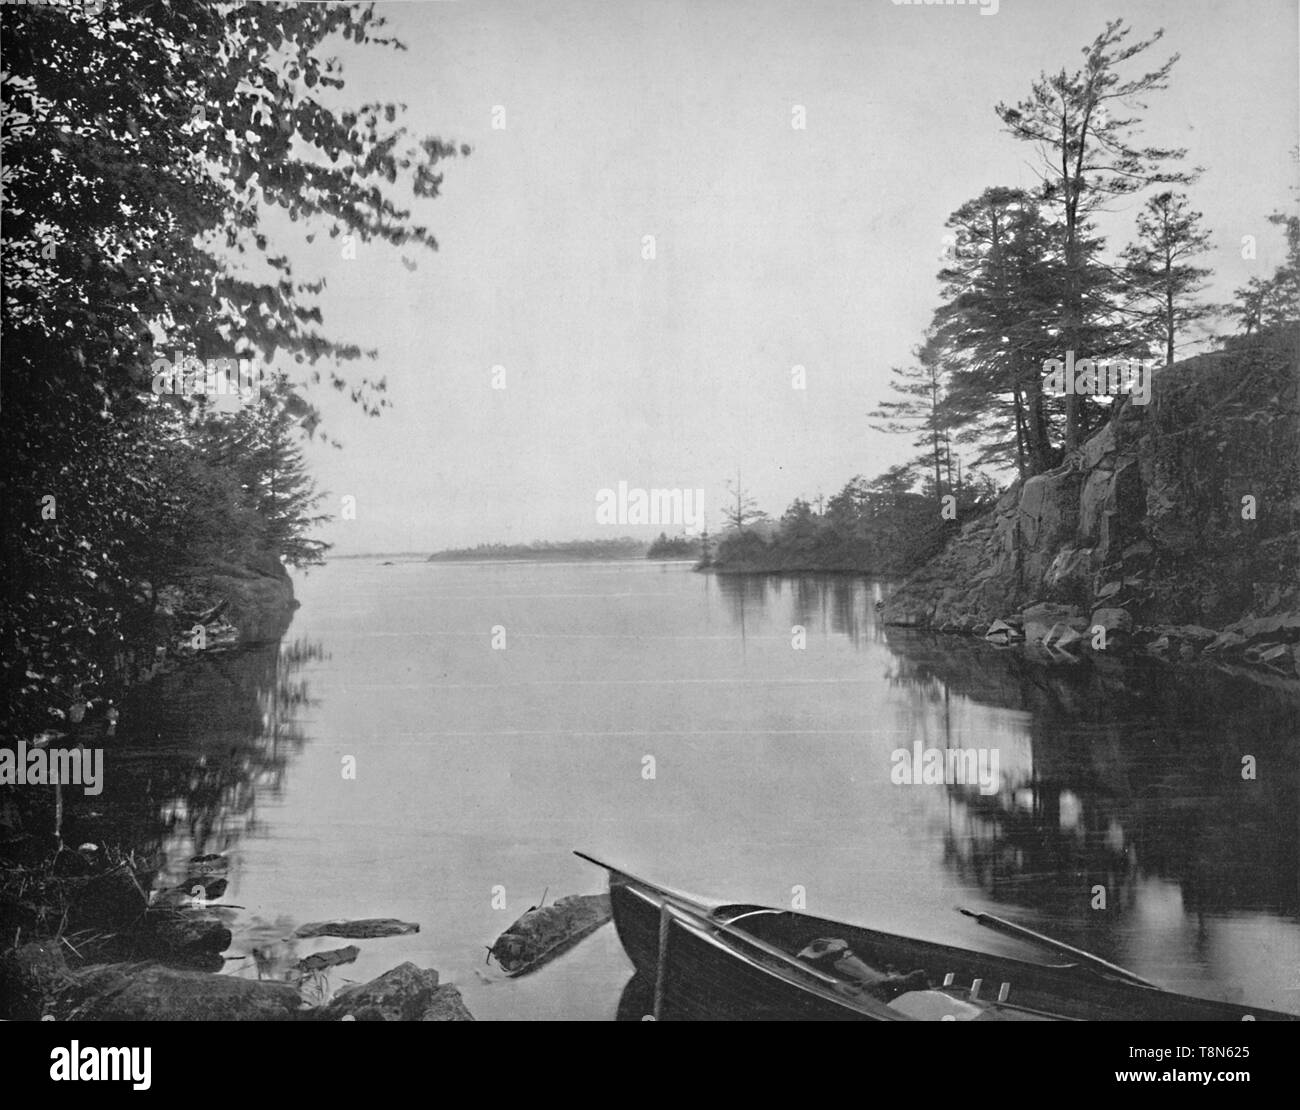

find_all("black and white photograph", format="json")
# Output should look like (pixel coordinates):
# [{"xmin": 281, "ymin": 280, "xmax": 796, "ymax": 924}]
[{"xmin": 1, "ymin": 0, "xmax": 1298, "ymax": 1065}]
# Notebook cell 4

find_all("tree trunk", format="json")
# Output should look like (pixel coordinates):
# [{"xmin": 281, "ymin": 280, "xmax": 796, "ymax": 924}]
[
  {"xmin": 1012, "ymin": 383, "xmax": 1027, "ymax": 481},
  {"xmin": 1165, "ymin": 287, "xmax": 1175, "ymax": 366}
]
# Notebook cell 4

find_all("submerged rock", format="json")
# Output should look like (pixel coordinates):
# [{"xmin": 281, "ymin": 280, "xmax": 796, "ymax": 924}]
[
  {"xmin": 488, "ymin": 892, "xmax": 612, "ymax": 975},
  {"xmin": 1045, "ymin": 623, "xmax": 1084, "ymax": 652},
  {"xmin": 984, "ymin": 619, "xmax": 1023, "ymax": 645}
]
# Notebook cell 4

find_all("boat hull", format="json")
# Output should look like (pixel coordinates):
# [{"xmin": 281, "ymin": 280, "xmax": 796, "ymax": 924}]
[
  {"xmin": 598, "ymin": 859, "xmax": 1297, "ymax": 1022},
  {"xmin": 613, "ymin": 877, "xmax": 880, "ymax": 1021}
]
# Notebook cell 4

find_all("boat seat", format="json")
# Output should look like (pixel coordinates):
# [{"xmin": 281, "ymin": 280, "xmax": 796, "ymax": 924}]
[{"xmin": 888, "ymin": 990, "xmax": 983, "ymax": 1021}]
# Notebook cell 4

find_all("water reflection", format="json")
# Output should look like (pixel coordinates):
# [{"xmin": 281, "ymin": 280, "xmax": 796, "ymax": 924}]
[
  {"xmin": 716, "ymin": 573, "xmax": 876, "ymax": 647},
  {"xmin": 58, "ymin": 637, "xmax": 326, "ymax": 901},
  {"xmin": 882, "ymin": 632, "xmax": 1300, "ymax": 920},
  {"xmin": 33, "ymin": 562, "xmax": 1297, "ymax": 1016},
  {"xmin": 713, "ymin": 573, "xmax": 1300, "ymax": 989}
]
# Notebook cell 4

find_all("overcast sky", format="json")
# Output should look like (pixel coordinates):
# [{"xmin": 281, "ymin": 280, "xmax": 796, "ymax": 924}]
[{"xmin": 273, "ymin": 0, "xmax": 1298, "ymax": 555}]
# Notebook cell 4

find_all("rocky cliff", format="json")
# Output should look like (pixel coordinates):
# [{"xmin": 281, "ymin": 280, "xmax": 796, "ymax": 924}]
[{"xmin": 884, "ymin": 327, "xmax": 1300, "ymax": 676}]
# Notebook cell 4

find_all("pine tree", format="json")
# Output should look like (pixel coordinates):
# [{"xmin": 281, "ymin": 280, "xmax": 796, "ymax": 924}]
[
  {"xmin": 868, "ymin": 336, "xmax": 951, "ymax": 497},
  {"xmin": 996, "ymin": 19, "xmax": 1196, "ymax": 447},
  {"xmin": 721, "ymin": 473, "xmax": 769, "ymax": 533},
  {"xmin": 1121, "ymin": 191, "xmax": 1214, "ymax": 365},
  {"xmin": 930, "ymin": 187, "xmax": 1064, "ymax": 478}
]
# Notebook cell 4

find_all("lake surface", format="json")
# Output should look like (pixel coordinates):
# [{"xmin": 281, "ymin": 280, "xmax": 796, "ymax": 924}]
[{"xmin": 84, "ymin": 558, "xmax": 1300, "ymax": 1019}]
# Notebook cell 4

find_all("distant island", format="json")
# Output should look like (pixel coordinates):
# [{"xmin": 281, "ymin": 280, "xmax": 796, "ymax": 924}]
[
  {"xmin": 425, "ymin": 535, "xmax": 709, "ymax": 562},
  {"xmin": 427, "ymin": 538, "xmax": 649, "ymax": 561}
]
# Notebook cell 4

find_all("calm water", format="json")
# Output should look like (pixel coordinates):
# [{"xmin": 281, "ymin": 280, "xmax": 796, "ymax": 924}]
[{"xmin": 80, "ymin": 559, "xmax": 1300, "ymax": 1019}]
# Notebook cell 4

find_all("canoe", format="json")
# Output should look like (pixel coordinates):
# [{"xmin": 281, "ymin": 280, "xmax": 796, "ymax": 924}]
[{"xmin": 576, "ymin": 851, "xmax": 1297, "ymax": 1022}]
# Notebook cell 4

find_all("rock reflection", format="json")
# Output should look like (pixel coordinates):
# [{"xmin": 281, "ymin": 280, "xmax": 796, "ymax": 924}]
[
  {"xmin": 708, "ymin": 571, "xmax": 1298, "ymax": 998},
  {"xmin": 882, "ymin": 631, "xmax": 1300, "ymax": 920}
]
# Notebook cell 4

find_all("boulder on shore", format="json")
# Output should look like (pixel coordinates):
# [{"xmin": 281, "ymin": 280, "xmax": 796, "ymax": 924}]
[
  {"xmin": 322, "ymin": 961, "xmax": 473, "ymax": 1022},
  {"xmin": 141, "ymin": 908, "xmax": 233, "ymax": 955},
  {"xmin": 0, "ymin": 940, "xmax": 73, "ymax": 1021},
  {"xmin": 64, "ymin": 962, "xmax": 303, "ymax": 1020},
  {"xmin": 1022, "ymin": 603, "xmax": 1081, "ymax": 644}
]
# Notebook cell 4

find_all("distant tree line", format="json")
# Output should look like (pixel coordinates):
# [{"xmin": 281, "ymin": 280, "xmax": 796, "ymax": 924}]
[
  {"xmin": 428, "ymin": 538, "xmax": 648, "ymax": 561},
  {"xmin": 709, "ymin": 471, "xmax": 999, "ymax": 576},
  {"xmin": 646, "ymin": 533, "xmax": 701, "ymax": 559}
]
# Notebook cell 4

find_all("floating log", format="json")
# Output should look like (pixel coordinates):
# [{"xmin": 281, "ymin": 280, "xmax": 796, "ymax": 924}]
[
  {"xmin": 488, "ymin": 893, "xmax": 611, "ymax": 976},
  {"xmin": 293, "ymin": 918, "xmax": 419, "ymax": 940},
  {"xmin": 295, "ymin": 945, "xmax": 360, "ymax": 974}
]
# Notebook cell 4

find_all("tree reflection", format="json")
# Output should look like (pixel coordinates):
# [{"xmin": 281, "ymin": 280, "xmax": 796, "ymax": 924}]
[
  {"xmin": 52, "ymin": 636, "xmax": 328, "ymax": 899},
  {"xmin": 885, "ymin": 632, "xmax": 1300, "ymax": 921}
]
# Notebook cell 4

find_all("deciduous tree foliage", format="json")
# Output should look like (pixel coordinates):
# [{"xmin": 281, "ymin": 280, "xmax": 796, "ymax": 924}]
[{"xmin": 1, "ymin": 1, "xmax": 465, "ymax": 735}]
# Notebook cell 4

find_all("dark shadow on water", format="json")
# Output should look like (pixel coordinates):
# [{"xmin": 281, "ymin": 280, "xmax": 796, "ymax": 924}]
[
  {"xmin": 29, "ymin": 636, "xmax": 329, "ymax": 898},
  {"xmin": 616, "ymin": 972, "xmax": 656, "ymax": 1021}
]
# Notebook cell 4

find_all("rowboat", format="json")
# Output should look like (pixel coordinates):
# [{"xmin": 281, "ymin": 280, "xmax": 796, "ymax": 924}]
[{"xmin": 576, "ymin": 851, "xmax": 1297, "ymax": 1022}]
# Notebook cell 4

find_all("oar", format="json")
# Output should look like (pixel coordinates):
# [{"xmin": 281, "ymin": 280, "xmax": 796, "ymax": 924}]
[{"xmin": 956, "ymin": 907, "xmax": 1160, "ymax": 989}]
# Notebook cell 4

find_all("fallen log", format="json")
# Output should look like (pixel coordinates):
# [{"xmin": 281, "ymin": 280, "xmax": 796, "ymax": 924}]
[
  {"xmin": 488, "ymin": 892, "xmax": 611, "ymax": 976},
  {"xmin": 292, "ymin": 918, "xmax": 419, "ymax": 940},
  {"xmin": 295, "ymin": 945, "xmax": 360, "ymax": 973}
]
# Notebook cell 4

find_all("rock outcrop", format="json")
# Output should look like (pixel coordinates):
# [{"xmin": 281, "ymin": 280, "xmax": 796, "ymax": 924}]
[
  {"xmin": 163, "ymin": 553, "xmax": 298, "ymax": 648},
  {"xmin": 884, "ymin": 327, "xmax": 1300, "ymax": 675}
]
